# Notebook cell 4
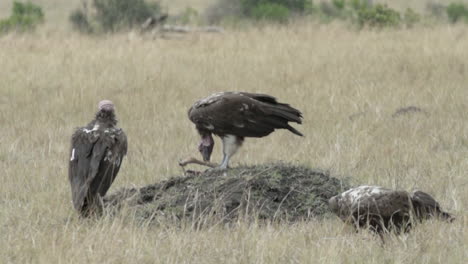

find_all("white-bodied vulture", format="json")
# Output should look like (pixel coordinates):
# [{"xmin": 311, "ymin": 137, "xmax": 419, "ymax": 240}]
[
  {"xmin": 68, "ymin": 100, "xmax": 127, "ymax": 216},
  {"xmin": 328, "ymin": 186, "xmax": 454, "ymax": 234},
  {"xmin": 180, "ymin": 92, "xmax": 303, "ymax": 170}
]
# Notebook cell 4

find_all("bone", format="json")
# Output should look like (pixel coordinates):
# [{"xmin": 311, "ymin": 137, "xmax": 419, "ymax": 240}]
[{"xmin": 179, "ymin": 157, "xmax": 218, "ymax": 168}]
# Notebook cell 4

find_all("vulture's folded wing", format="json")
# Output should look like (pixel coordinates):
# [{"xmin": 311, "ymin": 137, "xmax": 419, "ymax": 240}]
[
  {"xmin": 69, "ymin": 128, "xmax": 101, "ymax": 211},
  {"xmin": 189, "ymin": 92, "xmax": 303, "ymax": 137}
]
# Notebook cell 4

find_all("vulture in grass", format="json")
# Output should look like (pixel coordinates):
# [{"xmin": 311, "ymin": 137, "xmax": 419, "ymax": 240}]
[
  {"xmin": 69, "ymin": 100, "xmax": 127, "ymax": 216},
  {"xmin": 329, "ymin": 186, "xmax": 454, "ymax": 234},
  {"xmin": 180, "ymin": 92, "xmax": 303, "ymax": 170}
]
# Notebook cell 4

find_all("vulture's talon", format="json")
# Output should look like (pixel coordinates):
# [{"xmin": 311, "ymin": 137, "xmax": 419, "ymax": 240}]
[{"xmin": 185, "ymin": 170, "xmax": 202, "ymax": 176}]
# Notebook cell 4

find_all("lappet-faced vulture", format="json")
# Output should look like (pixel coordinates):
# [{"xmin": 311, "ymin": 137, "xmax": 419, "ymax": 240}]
[
  {"xmin": 180, "ymin": 92, "xmax": 303, "ymax": 170},
  {"xmin": 68, "ymin": 100, "xmax": 127, "ymax": 216},
  {"xmin": 328, "ymin": 185, "xmax": 454, "ymax": 235}
]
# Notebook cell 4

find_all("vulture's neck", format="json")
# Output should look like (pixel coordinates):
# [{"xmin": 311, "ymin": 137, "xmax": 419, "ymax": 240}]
[{"xmin": 94, "ymin": 110, "xmax": 117, "ymax": 128}]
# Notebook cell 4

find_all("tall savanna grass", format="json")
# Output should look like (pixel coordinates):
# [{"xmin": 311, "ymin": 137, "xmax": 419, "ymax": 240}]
[{"xmin": 0, "ymin": 1, "xmax": 467, "ymax": 262}]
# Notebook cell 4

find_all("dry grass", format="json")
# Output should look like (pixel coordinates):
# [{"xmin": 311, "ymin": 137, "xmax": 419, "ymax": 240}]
[{"xmin": 1, "ymin": 1, "xmax": 468, "ymax": 262}]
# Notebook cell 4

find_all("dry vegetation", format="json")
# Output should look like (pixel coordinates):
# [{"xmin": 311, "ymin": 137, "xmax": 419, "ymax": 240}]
[{"xmin": 1, "ymin": 0, "xmax": 467, "ymax": 263}]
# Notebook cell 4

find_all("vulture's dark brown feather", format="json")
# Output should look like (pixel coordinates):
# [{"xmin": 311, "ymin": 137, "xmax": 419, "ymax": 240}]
[
  {"xmin": 69, "ymin": 103, "xmax": 127, "ymax": 216},
  {"xmin": 329, "ymin": 186, "xmax": 454, "ymax": 234},
  {"xmin": 186, "ymin": 92, "xmax": 303, "ymax": 169},
  {"xmin": 411, "ymin": 190, "xmax": 454, "ymax": 221},
  {"xmin": 188, "ymin": 92, "xmax": 303, "ymax": 137}
]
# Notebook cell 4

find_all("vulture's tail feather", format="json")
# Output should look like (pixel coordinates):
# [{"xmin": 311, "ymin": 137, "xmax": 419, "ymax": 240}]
[
  {"xmin": 266, "ymin": 105, "xmax": 303, "ymax": 124},
  {"xmin": 286, "ymin": 125, "xmax": 304, "ymax": 136},
  {"xmin": 262, "ymin": 104, "xmax": 303, "ymax": 136}
]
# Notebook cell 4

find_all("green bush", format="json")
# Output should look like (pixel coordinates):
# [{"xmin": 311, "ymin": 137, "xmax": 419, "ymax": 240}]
[
  {"xmin": 0, "ymin": 1, "xmax": 44, "ymax": 33},
  {"xmin": 241, "ymin": 0, "xmax": 313, "ymax": 22},
  {"xmin": 69, "ymin": 9, "xmax": 93, "ymax": 33},
  {"xmin": 332, "ymin": 0, "xmax": 345, "ymax": 10},
  {"xmin": 316, "ymin": 0, "xmax": 372, "ymax": 24},
  {"xmin": 241, "ymin": 0, "xmax": 312, "ymax": 14},
  {"xmin": 178, "ymin": 7, "xmax": 200, "ymax": 25},
  {"xmin": 204, "ymin": 0, "xmax": 242, "ymax": 24},
  {"xmin": 446, "ymin": 3, "xmax": 468, "ymax": 23},
  {"xmin": 349, "ymin": 0, "xmax": 372, "ymax": 11},
  {"xmin": 317, "ymin": 1, "xmax": 349, "ymax": 21},
  {"xmin": 94, "ymin": 0, "xmax": 161, "ymax": 31},
  {"xmin": 251, "ymin": 3, "xmax": 290, "ymax": 23},
  {"xmin": 403, "ymin": 8, "xmax": 420, "ymax": 27},
  {"xmin": 70, "ymin": 0, "xmax": 164, "ymax": 33},
  {"xmin": 206, "ymin": 0, "xmax": 423, "ymax": 28},
  {"xmin": 357, "ymin": 4, "xmax": 401, "ymax": 28},
  {"xmin": 426, "ymin": 2, "xmax": 446, "ymax": 19},
  {"xmin": 206, "ymin": 0, "xmax": 313, "ymax": 23}
]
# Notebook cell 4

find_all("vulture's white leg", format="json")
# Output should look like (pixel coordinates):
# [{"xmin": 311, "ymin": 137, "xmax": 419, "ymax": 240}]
[{"xmin": 219, "ymin": 135, "xmax": 242, "ymax": 169}]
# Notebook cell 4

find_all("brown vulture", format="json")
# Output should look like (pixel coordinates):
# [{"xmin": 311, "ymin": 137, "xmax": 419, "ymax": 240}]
[
  {"xmin": 328, "ymin": 186, "xmax": 454, "ymax": 235},
  {"xmin": 179, "ymin": 92, "xmax": 303, "ymax": 170},
  {"xmin": 68, "ymin": 100, "xmax": 127, "ymax": 216}
]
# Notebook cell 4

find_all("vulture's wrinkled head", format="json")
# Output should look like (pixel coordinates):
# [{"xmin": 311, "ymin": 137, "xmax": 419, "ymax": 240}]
[
  {"xmin": 98, "ymin": 100, "xmax": 115, "ymax": 112},
  {"xmin": 198, "ymin": 133, "xmax": 214, "ymax": 162},
  {"xmin": 96, "ymin": 100, "xmax": 117, "ymax": 125}
]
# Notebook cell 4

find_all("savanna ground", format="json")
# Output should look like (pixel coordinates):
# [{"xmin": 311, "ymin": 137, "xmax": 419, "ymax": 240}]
[{"xmin": 1, "ymin": 0, "xmax": 467, "ymax": 263}]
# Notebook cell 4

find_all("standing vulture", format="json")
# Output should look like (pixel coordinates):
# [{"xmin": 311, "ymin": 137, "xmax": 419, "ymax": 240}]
[
  {"xmin": 69, "ymin": 100, "xmax": 127, "ymax": 216},
  {"xmin": 179, "ymin": 92, "xmax": 303, "ymax": 170},
  {"xmin": 328, "ymin": 186, "xmax": 454, "ymax": 234}
]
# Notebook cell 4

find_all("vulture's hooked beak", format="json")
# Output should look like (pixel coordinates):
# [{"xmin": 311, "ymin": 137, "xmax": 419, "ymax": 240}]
[{"xmin": 198, "ymin": 134, "xmax": 214, "ymax": 161}]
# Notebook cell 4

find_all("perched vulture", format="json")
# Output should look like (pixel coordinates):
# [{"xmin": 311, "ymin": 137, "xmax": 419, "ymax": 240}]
[
  {"xmin": 180, "ymin": 92, "xmax": 303, "ymax": 169},
  {"xmin": 68, "ymin": 100, "xmax": 127, "ymax": 216},
  {"xmin": 329, "ymin": 186, "xmax": 454, "ymax": 234}
]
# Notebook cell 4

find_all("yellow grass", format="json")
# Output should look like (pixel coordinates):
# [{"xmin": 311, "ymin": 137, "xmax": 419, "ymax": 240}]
[{"xmin": 1, "ymin": 0, "xmax": 467, "ymax": 263}]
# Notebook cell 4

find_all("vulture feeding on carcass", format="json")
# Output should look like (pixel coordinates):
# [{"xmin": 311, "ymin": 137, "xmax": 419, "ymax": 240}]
[
  {"xmin": 68, "ymin": 100, "xmax": 127, "ymax": 216},
  {"xmin": 179, "ymin": 92, "xmax": 303, "ymax": 170},
  {"xmin": 329, "ymin": 185, "xmax": 454, "ymax": 235}
]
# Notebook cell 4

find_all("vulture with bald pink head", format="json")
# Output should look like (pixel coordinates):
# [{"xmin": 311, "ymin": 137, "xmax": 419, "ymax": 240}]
[
  {"xmin": 180, "ymin": 92, "xmax": 303, "ymax": 170},
  {"xmin": 68, "ymin": 100, "xmax": 127, "ymax": 216}
]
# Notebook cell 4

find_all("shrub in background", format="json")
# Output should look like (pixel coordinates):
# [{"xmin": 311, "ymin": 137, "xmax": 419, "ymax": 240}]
[
  {"xmin": 70, "ymin": 8, "xmax": 93, "ymax": 33},
  {"xmin": 241, "ymin": 0, "xmax": 313, "ymax": 14},
  {"xmin": 251, "ymin": 3, "xmax": 291, "ymax": 23},
  {"xmin": 317, "ymin": 0, "xmax": 349, "ymax": 21},
  {"xmin": 205, "ymin": 0, "xmax": 313, "ymax": 24},
  {"xmin": 207, "ymin": 0, "xmax": 468, "ymax": 28},
  {"xmin": 94, "ymin": 0, "xmax": 162, "ymax": 31},
  {"xmin": 314, "ymin": 0, "xmax": 371, "ymax": 22},
  {"xmin": 403, "ymin": 8, "xmax": 421, "ymax": 27},
  {"xmin": 242, "ymin": 0, "xmax": 314, "ymax": 23},
  {"xmin": 426, "ymin": 2, "xmax": 446, "ymax": 20},
  {"xmin": 446, "ymin": 3, "xmax": 468, "ymax": 23},
  {"xmin": 204, "ymin": 0, "xmax": 242, "ymax": 24},
  {"xmin": 70, "ymin": 0, "xmax": 164, "ymax": 33},
  {"xmin": 357, "ymin": 4, "xmax": 401, "ymax": 28},
  {"xmin": 0, "ymin": 1, "xmax": 44, "ymax": 33},
  {"xmin": 178, "ymin": 7, "xmax": 200, "ymax": 25},
  {"xmin": 314, "ymin": 0, "xmax": 405, "ymax": 29},
  {"xmin": 348, "ymin": 0, "xmax": 371, "ymax": 11}
]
